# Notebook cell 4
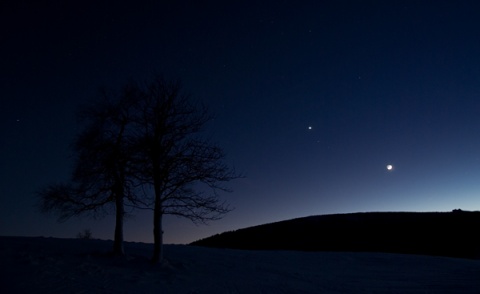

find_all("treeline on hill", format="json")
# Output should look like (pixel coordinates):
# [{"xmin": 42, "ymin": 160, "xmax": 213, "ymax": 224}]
[{"xmin": 190, "ymin": 210, "xmax": 480, "ymax": 259}]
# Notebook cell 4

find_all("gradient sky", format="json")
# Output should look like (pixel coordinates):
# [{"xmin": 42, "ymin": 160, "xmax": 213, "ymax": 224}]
[{"xmin": 2, "ymin": 0, "xmax": 480, "ymax": 244}]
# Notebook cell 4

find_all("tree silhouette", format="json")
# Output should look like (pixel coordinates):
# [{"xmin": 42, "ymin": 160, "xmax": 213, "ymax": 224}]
[
  {"xmin": 38, "ymin": 87, "xmax": 140, "ymax": 256},
  {"xmin": 39, "ymin": 76, "xmax": 238, "ymax": 262},
  {"xmin": 129, "ymin": 77, "xmax": 238, "ymax": 263}
]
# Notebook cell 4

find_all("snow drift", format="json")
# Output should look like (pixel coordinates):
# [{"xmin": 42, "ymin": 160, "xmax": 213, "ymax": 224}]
[{"xmin": 1, "ymin": 236, "xmax": 480, "ymax": 293}]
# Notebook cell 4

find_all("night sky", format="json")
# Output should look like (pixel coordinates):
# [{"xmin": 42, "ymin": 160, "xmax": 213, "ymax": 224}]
[{"xmin": 2, "ymin": 1, "xmax": 480, "ymax": 244}]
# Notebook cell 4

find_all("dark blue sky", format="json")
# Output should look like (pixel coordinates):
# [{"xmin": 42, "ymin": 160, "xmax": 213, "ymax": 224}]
[{"xmin": 2, "ymin": 1, "xmax": 480, "ymax": 244}]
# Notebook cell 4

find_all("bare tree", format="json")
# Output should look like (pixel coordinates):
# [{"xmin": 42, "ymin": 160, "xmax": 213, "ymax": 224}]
[
  {"xmin": 38, "ymin": 88, "xmax": 139, "ymax": 256},
  {"xmin": 39, "ymin": 76, "xmax": 238, "ymax": 262},
  {"xmin": 130, "ymin": 77, "xmax": 238, "ymax": 263}
]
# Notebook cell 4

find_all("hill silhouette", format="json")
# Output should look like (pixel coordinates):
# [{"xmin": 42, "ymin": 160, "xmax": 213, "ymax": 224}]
[{"xmin": 191, "ymin": 210, "xmax": 480, "ymax": 259}]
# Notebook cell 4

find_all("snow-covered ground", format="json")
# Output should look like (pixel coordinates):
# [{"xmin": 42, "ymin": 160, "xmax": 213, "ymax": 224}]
[{"xmin": 1, "ymin": 236, "xmax": 479, "ymax": 293}]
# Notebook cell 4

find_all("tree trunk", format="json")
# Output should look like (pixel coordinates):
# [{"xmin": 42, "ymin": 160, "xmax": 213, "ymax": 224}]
[
  {"xmin": 113, "ymin": 192, "xmax": 125, "ymax": 256},
  {"xmin": 152, "ymin": 197, "xmax": 163, "ymax": 263},
  {"xmin": 151, "ymin": 160, "xmax": 164, "ymax": 264}
]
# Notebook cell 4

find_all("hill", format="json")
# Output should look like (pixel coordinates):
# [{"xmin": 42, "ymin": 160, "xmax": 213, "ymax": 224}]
[{"xmin": 190, "ymin": 210, "xmax": 480, "ymax": 259}]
